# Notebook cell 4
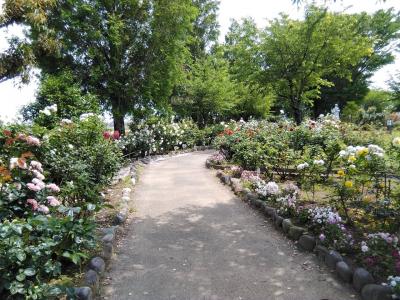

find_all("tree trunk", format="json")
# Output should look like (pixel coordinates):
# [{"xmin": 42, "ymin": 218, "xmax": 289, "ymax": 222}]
[
  {"xmin": 113, "ymin": 113, "xmax": 125, "ymax": 136},
  {"xmin": 292, "ymin": 99, "xmax": 303, "ymax": 125}
]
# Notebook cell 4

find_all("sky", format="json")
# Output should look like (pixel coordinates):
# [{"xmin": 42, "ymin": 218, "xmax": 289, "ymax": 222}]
[{"xmin": 0, "ymin": 0, "xmax": 399, "ymax": 121}]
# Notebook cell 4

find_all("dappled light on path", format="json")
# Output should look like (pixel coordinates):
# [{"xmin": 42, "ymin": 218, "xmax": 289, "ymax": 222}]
[{"xmin": 103, "ymin": 152, "xmax": 357, "ymax": 300}]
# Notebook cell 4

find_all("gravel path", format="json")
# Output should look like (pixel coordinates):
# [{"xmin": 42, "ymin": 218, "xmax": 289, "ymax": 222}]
[{"xmin": 102, "ymin": 151, "xmax": 357, "ymax": 300}]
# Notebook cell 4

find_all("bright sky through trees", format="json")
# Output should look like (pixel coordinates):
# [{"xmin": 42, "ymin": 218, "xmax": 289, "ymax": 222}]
[{"xmin": 0, "ymin": 0, "xmax": 399, "ymax": 121}]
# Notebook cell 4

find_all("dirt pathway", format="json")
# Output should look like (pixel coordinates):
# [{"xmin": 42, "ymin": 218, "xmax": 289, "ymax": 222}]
[{"xmin": 102, "ymin": 151, "xmax": 357, "ymax": 300}]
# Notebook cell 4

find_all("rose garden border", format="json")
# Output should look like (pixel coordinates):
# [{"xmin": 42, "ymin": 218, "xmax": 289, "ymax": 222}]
[{"xmin": 207, "ymin": 158, "xmax": 393, "ymax": 300}]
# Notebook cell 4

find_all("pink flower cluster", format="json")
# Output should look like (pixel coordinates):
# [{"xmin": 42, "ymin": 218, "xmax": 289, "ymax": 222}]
[
  {"xmin": 27, "ymin": 178, "xmax": 46, "ymax": 192},
  {"xmin": 103, "ymin": 130, "xmax": 120, "ymax": 140},
  {"xmin": 308, "ymin": 206, "xmax": 342, "ymax": 226},
  {"xmin": 16, "ymin": 134, "xmax": 41, "ymax": 146},
  {"xmin": 25, "ymin": 159, "xmax": 61, "ymax": 213},
  {"xmin": 240, "ymin": 170, "xmax": 260, "ymax": 183},
  {"xmin": 47, "ymin": 196, "xmax": 61, "ymax": 207},
  {"xmin": 27, "ymin": 198, "xmax": 51, "ymax": 214},
  {"xmin": 367, "ymin": 232, "xmax": 398, "ymax": 246},
  {"xmin": 230, "ymin": 165, "xmax": 243, "ymax": 176},
  {"xmin": 30, "ymin": 160, "xmax": 45, "ymax": 180},
  {"xmin": 46, "ymin": 183, "xmax": 60, "ymax": 193},
  {"xmin": 210, "ymin": 153, "xmax": 226, "ymax": 164}
]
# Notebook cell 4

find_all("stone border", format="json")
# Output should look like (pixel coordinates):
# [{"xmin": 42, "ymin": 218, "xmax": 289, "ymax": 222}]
[
  {"xmin": 208, "ymin": 160, "xmax": 393, "ymax": 300},
  {"xmin": 72, "ymin": 162, "xmax": 139, "ymax": 299}
]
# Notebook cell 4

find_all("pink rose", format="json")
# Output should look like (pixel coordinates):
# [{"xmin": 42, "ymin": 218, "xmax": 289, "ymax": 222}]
[
  {"xmin": 26, "ymin": 136, "xmax": 41, "ymax": 146},
  {"xmin": 27, "ymin": 183, "xmax": 41, "ymax": 192},
  {"xmin": 37, "ymin": 205, "xmax": 49, "ymax": 214},
  {"xmin": 30, "ymin": 161, "xmax": 43, "ymax": 173},
  {"xmin": 32, "ymin": 170, "xmax": 45, "ymax": 180},
  {"xmin": 27, "ymin": 199, "xmax": 38, "ymax": 210},
  {"xmin": 46, "ymin": 183, "xmax": 60, "ymax": 193},
  {"xmin": 47, "ymin": 196, "xmax": 61, "ymax": 207},
  {"xmin": 32, "ymin": 178, "xmax": 45, "ymax": 189}
]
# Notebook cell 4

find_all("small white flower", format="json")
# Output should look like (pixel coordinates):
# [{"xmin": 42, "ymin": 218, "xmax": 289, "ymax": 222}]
[
  {"xmin": 313, "ymin": 159, "xmax": 325, "ymax": 166},
  {"xmin": 297, "ymin": 162, "xmax": 309, "ymax": 170}
]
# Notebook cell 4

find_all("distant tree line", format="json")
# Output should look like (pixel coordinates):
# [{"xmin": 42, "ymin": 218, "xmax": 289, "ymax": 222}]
[{"xmin": 0, "ymin": 0, "xmax": 399, "ymax": 130}]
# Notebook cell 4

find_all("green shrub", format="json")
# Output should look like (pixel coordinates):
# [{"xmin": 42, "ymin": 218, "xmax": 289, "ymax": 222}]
[{"xmin": 38, "ymin": 115, "xmax": 122, "ymax": 205}]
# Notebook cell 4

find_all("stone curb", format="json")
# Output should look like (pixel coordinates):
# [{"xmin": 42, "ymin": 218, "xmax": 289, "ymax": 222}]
[
  {"xmin": 211, "ymin": 168, "xmax": 394, "ymax": 300},
  {"xmin": 74, "ymin": 161, "xmax": 138, "ymax": 299}
]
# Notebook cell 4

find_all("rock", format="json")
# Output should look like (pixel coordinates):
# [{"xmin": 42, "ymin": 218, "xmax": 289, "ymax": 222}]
[
  {"xmin": 231, "ymin": 178, "xmax": 243, "ymax": 193},
  {"xmin": 74, "ymin": 287, "xmax": 93, "ymax": 300},
  {"xmin": 141, "ymin": 158, "xmax": 150, "ymax": 164},
  {"xmin": 88, "ymin": 257, "xmax": 106, "ymax": 275},
  {"xmin": 288, "ymin": 226, "xmax": 305, "ymax": 240},
  {"xmin": 222, "ymin": 175, "xmax": 231, "ymax": 185},
  {"xmin": 102, "ymin": 242, "xmax": 113, "ymax": 260},
  {"xmin": 315, "ymin": 245, "xmax": 329, "ymax": 261},
  {"xmin": 205, "ymin": 159, "xmax": 211, "ymax": 168},
  {"xmin": 216, "ymin": 171, "xmax": 224, "ymax": 178},
  {"xmin": 361, "ymin": 284, "xmax": 392, "ymax": 300},
  {"xmin": 98, "ymin": 226, "xmax": 118, "ymax": 236},
  {"xmin": 231, "ymin": 178, "xmax": 240, "ymax": 185},
  {"xmin": 274, "ymin": 215, "xmax": 284, "ymax": 228},
  {"xmin": 247, "ymin": 193, "xmax": 258, "ymax": 204},
  {"xmin": 298, "ymin": 235, "xmax": 316, "ymax": 251},
  {"xmin": 101, "ymin": 233, "xmax": 114, "ymax": 244},
  {"xmin": 336, "ymin": 261, "xmax": 353, "ymax": 283},
  {"xmin": 84, "ymin": 270, "xmax": 99, "ymax": 292},
  {"xmin": 259, "ymin": 201, "xmax": 267, "ymax": 210},
  {"xmin": 282, "ymin": 219, "xmax": 293, "ymax": 234},
  {"xmin": 325, "ymin": 250, "xmax": 343, "ymax": 269},
  {"xmin": 114, "ymin": 212, "xmax": 127, "ymax": 225},
  {"xmin": 263, "ymin": 206, "xmax": 275, "ymax": 218},
  {"xmin": 254, "ymin": 199, "xmax": 264, "ymax": 209},
  {"xmin": 353, "ymin": 268, "xmax": 375, "ymax": 292}
]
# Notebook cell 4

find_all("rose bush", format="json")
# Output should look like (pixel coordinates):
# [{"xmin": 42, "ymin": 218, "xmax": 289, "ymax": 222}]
[
  {"xmin": 0, "ymin": 115, "xmax": 122, "ymax": 299},
  {"xmin": 210, "ymin": 117, "xmax": 400, "ymax": 281}
]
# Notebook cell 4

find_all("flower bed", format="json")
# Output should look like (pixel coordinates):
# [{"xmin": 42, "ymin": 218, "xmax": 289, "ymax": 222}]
[
  {"xmin": 208, "ymin": 116, "xmax": 400, "ymax": 299},
  {"xmin": 0, "ymin": 116, "xmax": 123, "ymax": 299},
  {"xmin": 119, "ymin": 118, "xmax": 223, "ymax": 158}
]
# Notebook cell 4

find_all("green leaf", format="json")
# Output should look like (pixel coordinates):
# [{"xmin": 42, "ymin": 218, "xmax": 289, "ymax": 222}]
[
  {"xmin": 16, "ymin": 251, "xmax": 26, "ymax": 262},
  {"xmin": 16, "ymin": 273, "xmax": 26, "ymax": 281},
  {"xmin": 24, "ymin": 268, "xmax": 36, "ymax": 276}
]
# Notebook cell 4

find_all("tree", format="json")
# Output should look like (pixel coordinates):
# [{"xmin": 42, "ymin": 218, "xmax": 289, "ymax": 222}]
[
  {"xmin": 389, "ymin": 73, "xmax": 400, "ymax": 111},
  {"xmin": 189, "ymin": 0, "xmax": 220, "ymax": 59},
  {"xmin": 314, "ymin": 9, "xmax": 400, "ymax": 117},
  {"xmin": 362, "ymin": 89, "xmax": 394, "ymax": 113},
  {"xmin": 258, "ymin": 6, "xmax": 372, "ymax": 124},
  {"xmin": 0, "ymin": 0, "xmax": 196, "ymax": 134},
  {"xmin": 21, "ymin": 71, "xmax": 100, "ymax": 123},
  {"xmin": 171, "ymin": 54, "xmax": 238, "ymax": 126},
  {"xmin": 223, "ymin": 18, "xmax": 272, "ymax": 118},
  {"xmin": 0, "ymin": 0, "xmax": 56, "ymax": 83}
]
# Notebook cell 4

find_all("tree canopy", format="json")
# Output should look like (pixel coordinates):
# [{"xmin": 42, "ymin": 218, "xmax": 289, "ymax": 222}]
[
  {"xmin": 1, "ymin": 1, "xmax": 399, "ymax": 126},
  {"xmin": 1, "ymin": 0, "xmax": 196, "ymax": 134}
]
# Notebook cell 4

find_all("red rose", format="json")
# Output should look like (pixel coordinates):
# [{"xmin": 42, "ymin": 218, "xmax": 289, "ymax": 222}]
[
  {"xmin": 103, "ymin": 131, "xmax": 111, "ymax": 139},
  {"xmin": 112, "ymin": 130, "xmax": 120, "ymax": 140},
  {"xmin": 2, "ymin": 129, "xmax": 11, "ymax": 137}
]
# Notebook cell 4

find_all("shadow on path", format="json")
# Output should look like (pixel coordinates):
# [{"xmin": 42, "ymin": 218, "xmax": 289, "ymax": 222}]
[{"xmin": 102, "ymin": 152, "xmax": 357, "ymax": 300}]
